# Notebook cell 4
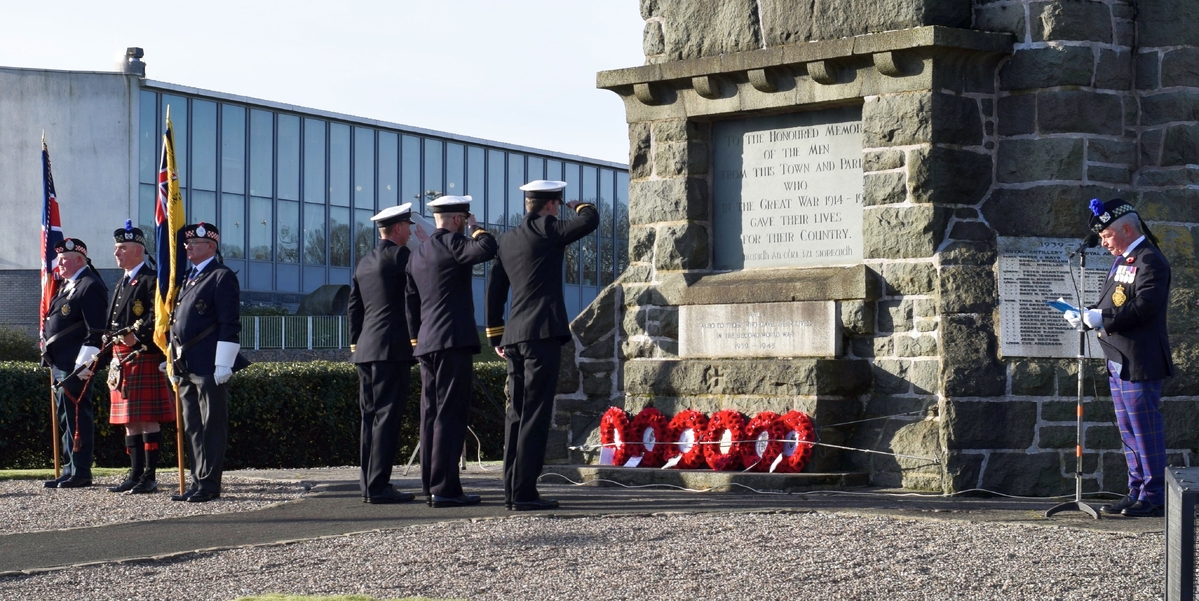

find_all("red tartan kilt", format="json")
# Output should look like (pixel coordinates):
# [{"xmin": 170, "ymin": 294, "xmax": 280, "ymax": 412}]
[{"xmin": 108, "ymin": 343, "xmax": 176, "ymax": 424}]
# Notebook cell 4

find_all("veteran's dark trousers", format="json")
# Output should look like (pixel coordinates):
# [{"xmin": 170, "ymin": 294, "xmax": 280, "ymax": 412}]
[
  {"xmin": 357, "ymin": 361, "xmax": 411, "ymax": 497},
  {"xmin": 502, "ymin": 339, "xmax": 561, "ymax": 504},
  {"xmin": 52, "ymin": 367, "xmax": 95, "ymax": 479},
  {"xmin": 418, "ymin": 349, "xmax": 473, "ymax": 498},
  {"xmin": 179, "ymin": 373, "xmax": 228, "ymax": 494}
]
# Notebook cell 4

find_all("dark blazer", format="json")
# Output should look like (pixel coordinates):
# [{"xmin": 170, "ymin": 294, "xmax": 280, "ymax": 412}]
[
  {"xmin": 107, "ymin": 265, "xmax": 165, "ymax": 358},
  {"xmin": 485, "ymin": 204, "xmax": 599, "ymax": 347},
  {"xmin": 349, "ymin": 239, "xmax": 416, "ymax": 364},
  {"xmin": 1091, "ymin": 239, "xmax": 1173, "ymax": 381},
  {"xmin": 170, "ymin": 261, "xmax": 240, "ymax": 376},
  {"xmin": 406, "ymin": 227, "xmax": 497, "ymax": 356},
  {"xmin": 42, "ymin": 268, "xmax": 109, "ymax": 371}
]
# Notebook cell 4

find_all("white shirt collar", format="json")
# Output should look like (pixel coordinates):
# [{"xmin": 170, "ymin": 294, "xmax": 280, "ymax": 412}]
[
  {"xmin": 124, "ymin": 262, "xmax": 145, "ymax": 280},
  {"xmin": 191, "ymin": 256, "xmax": 216, "ymax": 274},
  {"xmin": 1123, "ymin": 235, "xmax": 1146, "ymax": 257}
]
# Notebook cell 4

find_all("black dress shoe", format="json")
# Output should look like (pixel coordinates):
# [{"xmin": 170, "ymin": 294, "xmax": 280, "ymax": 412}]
[
  {"xmin": 513, "ymin": 497, "xmax": 559, "ymax": 511},
  {"xmin": 127, "ymin": 480, "xmax": 158, "ymax": 495},
  {"xmin": 367, "ymin": 489, "xmax": 416, "ymax": 504},
  {"xmin": 44, "ymin": 473, "xmax": 73, "ymax": 488},
  {"xmin": 431, "ymin": 493, "xmax": 481, "ymax": 508},
  {"xmin": 108, "ymin": 479, "xmax": 138, "ymax": 493},
  {"xmin": 1100, "ymin": 495, "xmax": 1137, "ymax": 515},
  {"xmin": 57, "ymin": 476, "xmax": 92, "ymax": 489},
  {"xmin": 187, "ymin": 490, "xmax": 220, "ymax": 503},
  {"xmin": 1121, "ymin": 500, "xmax": 1164, "ymax": 517},
  {"xmin": 171, "ymin": 488, "xmax": 198, "ymax": 502},
  {"xmin": 505, "ymin": 501, "xmax": 514, "ymax": 511}
]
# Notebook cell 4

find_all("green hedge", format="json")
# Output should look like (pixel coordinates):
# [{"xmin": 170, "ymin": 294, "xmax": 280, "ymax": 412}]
[{"xmin": 0, "ymin": 360, "xmax": 507, "ymax": 470}]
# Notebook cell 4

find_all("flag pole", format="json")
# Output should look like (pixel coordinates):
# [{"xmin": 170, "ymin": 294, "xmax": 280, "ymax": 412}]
[
  {"xmin": 43, "ymin": 132, "xmax": 61, "ymax": 479},
  {"xmin": 160, "ymin": 105, "xmax": 187, "ymax": 495}
]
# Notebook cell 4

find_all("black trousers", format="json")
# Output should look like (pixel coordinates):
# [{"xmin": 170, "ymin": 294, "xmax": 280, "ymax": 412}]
[
  {"xmin": 356, "ymin": 361, "xmax": 411, "ymax": 497},
  {"xmin": 502, "ymin": 339, "xmax": 561, "ymax": 504},
  {"xmin": 52, "ymin": 367, "xmax": 95, "ymax": 478},
  {"xmin": 418, "ymin": 348, "xmax": 473, "ymax": 498},
  {"xmin": 179, "ymin": 373, "xmax": 228, "ymax": 494}
]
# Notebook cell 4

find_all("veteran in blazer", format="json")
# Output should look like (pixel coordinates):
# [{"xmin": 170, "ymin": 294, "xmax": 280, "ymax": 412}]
[
  {"xmin": 406, "ymin": 195, "xmax": 496, "ymax": 508},
  {"xmin": 1066, "ymin": 198, "xmax": 1172, "ymax": 518},
  {"xmin": 169, "ymin": 222, "xmax": 242, "ymax": 503},
  {"xmin": 485, "ymin": 180, "xmax": 598, "ymax": 511},
  {"xmin": 41, "ymin": 238, "xmax": 109, "ymax": 489}
]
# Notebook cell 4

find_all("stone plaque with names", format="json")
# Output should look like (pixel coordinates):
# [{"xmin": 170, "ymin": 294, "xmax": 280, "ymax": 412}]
[
  {"xmin": 679, "ymin": 301, "xmax": 840, "ymax": 359},
  {"xmin": 998, "ymin": 237, "xmax": 1116, "ymax": 359},
  {"xmin": 712, "ymin": 106, "xmax": 864, "ymax": 270}
]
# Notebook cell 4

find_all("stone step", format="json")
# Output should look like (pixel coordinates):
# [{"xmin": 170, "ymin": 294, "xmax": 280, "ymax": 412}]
[{"xmin": 541, "ymin": 465, "xmax": 869, "ymax": 493}]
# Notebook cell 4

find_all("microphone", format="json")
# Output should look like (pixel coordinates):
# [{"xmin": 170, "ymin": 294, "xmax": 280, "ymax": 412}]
[{"xmin": 1068, "ymin": 233, "xmax": 1099, "ymax": 257}]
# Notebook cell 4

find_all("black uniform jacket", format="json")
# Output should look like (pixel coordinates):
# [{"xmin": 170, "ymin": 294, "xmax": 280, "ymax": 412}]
[
  {"xmin": 107, "ymin": 265, "xmax": 165, "ymax": 359},
  {"xmin": 1090, "ymin": 239, "xmax": 1173, "ymax": 381},
  {"xmin": 485, "ymin": 204, "xmax": 598, "ymax": 348},
  {"xmin": 42, "ymin": 268, "xmax": 109, "ymax": 371},
  {"xmin": 170, "ymin": 261, "xmax": 240, "ymax": 376},
  {"xmin": 406, "ymin": 227, "xmax": 497, "ymax": 356},
  {"xmin": 349, "ymin": 239, "xmax": 416, "ymax": 364}
]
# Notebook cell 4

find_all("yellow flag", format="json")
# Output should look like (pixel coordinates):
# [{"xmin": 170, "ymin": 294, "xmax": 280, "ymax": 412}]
[{"xmin": 153, "ymin": 113, "xmax": 185, "ymax": 354}]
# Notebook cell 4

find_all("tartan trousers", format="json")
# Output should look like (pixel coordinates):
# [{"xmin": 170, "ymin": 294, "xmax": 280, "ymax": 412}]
[{"xmin": 1108, "ymin": 361, "xmax": 1166, "ymax": 505}]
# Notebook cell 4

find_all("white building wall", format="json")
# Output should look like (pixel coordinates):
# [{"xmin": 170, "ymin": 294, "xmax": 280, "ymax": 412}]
[{"xmin": 0, "ymin": 67, "xmax": 139, "ymax": 271}]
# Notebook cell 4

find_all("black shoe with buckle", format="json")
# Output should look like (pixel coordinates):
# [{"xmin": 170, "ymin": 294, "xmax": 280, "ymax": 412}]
[
  {"xmin": 1100, "ymin": 495, "xmax": 1137, "ymax": 515},
  {"xmin": 513, "ymin": 497, "xmax": 559, "ymax": 511},
  {"xmin": 1121, "ymin": 500, "xmax": 1164, "ymax": 518},
  {"xmin": 431, "ymin": 493, "xmax": 481, "ymax": 508},
  {"xmin": 57, "ymin": 476, "xmax": 92, "ymax": 489},
  {"xmin": 367, "ymin": 488, "xmax": 416, "ymax": 504}
]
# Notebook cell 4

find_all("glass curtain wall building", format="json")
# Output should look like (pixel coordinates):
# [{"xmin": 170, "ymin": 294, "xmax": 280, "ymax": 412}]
[{"xmin": 137, "ymin": 85, "xmax": 629, "ymax": 320}]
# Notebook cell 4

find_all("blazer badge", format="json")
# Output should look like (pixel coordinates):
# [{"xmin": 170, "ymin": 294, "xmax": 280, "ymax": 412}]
[
  {"xmin": 195, "ymin": 299, "xmax": 208, "ymax": 315},
  {"xmin": 132, "ymin": 299, "xmax": 145, "ymax": 317},
  {"xmin": 1112, "ymin": 284, "xmax": 1127, "ymax": 307},
  {"xmin": 61, "ymin": 304, "xmax": 71, "ymax": 316}
]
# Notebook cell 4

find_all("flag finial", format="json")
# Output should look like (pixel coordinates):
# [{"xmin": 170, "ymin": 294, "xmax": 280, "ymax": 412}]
[{"xmin": 41, "ymin": 130, "xmax": 46, "ymax": 151}]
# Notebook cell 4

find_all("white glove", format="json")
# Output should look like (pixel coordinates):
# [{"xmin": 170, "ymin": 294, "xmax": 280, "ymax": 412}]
[
  {"xmin": 1082, "ymin": 309, "xmax": 1103, "ymax": 329},
  {"xmin": 74, "ymin": 345, "xmax": 100, "ymax": 379},
  {"xmin": 214, "ymin": 341, "xmax": 239, "ymax": 386},
  {"xmin": 1064, "ymin": 311, "xmax": 1082, "ymax": 330}
]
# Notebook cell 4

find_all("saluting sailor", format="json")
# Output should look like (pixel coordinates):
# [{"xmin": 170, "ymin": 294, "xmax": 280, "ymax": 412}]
[
  {"xmin": 105, "ymin": 221, "xmax": 176, "ymax": 495},
  {"xmin": 405, "ymin": 195, "xmax": 496, "ymax": 508},
  {"xmin": 168, "ymin": 222, "xmax": 244, "ymax": 503},
  {"xmin": 41, "ymin": 238, "xmax": 109, "ymax": 489},
  {"xmin": 485, "ymin": 180, "xmax": 598, "ymax": 511}
]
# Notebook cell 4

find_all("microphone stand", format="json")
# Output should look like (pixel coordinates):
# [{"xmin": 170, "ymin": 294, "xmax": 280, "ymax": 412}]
[{"xmin": 1046, "ymin": 245, "xmax": 1099, "ymax": 519}]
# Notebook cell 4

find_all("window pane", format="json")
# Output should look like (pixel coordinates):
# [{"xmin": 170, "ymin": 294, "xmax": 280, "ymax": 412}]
[
  {"xmin": 277, "ymin": 115, "xmax": 300, "ymax": 200},
  {"xmin": 354, "ymin": 208, "xmax": 373, "ymax": 267},
  {"xmin": 565, "ymin": 240, "xmax": 580, "ymax": 284},
  {"xmin": 616, "ymin": 171, "xmax": 630, "ymax": 240},
  {"xmin": 401, "ymin": 135, "xmax": 421, "ymax": 209},
  {"xmin": 582, "ymin": 165, "xmax": 598, "ymax": 205},
  {"xmin": 249, "ymin": 109, "xmax": 273, "ymax": 197},
  {"xmin": 303, "ymin": 203, "xmax": 326, "ymax": 265},
  {"xmin": 527, "ymin": 156, "xmax": 545, "ymax": 181},
  {"xmin": 599, "ymin": 168, "xmax": 614, "ymax": 237},
  {"xmin": 249, "ymin": 196, "xmax": 272, "ymax": 261},
  {"xmin": 487, "ymin": 149, "xmax": 505, "ymax": 226},
  {"xmin": 221, "ymin": 105, "xmax": 245, "ymax": 193},
  {"xmin": 378, "ymin": 131, "xmax": 398, "ymax": 207},
  {"xmin": 353, "ymin": 127, "xmax": 374, "ymax": 209},
  {"xmin": 329, "ymin": 206, "xmax": 350, "ymax": 267},
  {"xmin": 424, "ymin": 138, "xmax": 443, "ymax": 206},
  {"xmin": 446, "ymin": 142, "xmax": 464, "ymax": 196},
  {"xmin": 192, "ymin": 101, "xmax": 217, "ymax": 191},
  {"xmin": 221, "ymin": 193, "xmax": 245, "ymax": 259},
  {"xmin": 546, "ymin": 159, "xmax": 562, "ymax": 181},
  {"xmin": 139, "ymin": 91, "xmax": 157, "ymax": 184},
  {"xmin": 329, "ymin": 123, "xmax": 350, "ymax": 207},
  {"xmin": 161, "ymin": 95, "xmax": 187, "ymax": 185},
  {"xmin": 139, "ymin": 184, "xmax": 157, "ymax": 251},
  {"xmin": 303, "ymin": 119, "xmax": 325, "ymax": 204},
  {"xmin": 277, "ymin": 200, "xmax": 299, "ymax": 263},
  {"xmin": 507, "ymin": 153, "xmax": 524, "ymax": 227},
  {"xmin": 601, "ymin": 237, "xmax": 614, "ymax": 286},
  {"xmin": 564, "ymin": 163, "xmax": 580, "ymax": 203},
  {"xmin": 582, "ymin": 234, "xmax": 597, "ymax": 285},
  {"xmin": 191, "ymin": 190, "xmax": 216, "ymax": 225},
  {"xmin": 467, "ymin": 146, "xmax": 484, "ymax": 197}
]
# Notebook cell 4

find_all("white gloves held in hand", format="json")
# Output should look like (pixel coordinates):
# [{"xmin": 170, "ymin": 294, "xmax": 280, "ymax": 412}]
[
  {"xmin": 214, "ymin": 341, "xmax": 240, "ymax": 385},
  {"xmin": 1064, "ymin": 309, "xmax": 1103, "ymax": 330},
  {"xmin": 74, "ymin": 345, "xmax": 100, "ymax": 379}
]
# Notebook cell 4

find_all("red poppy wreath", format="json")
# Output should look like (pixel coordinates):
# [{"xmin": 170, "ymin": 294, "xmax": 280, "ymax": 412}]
[
  {"xmin": 775, "ymin": 410, "xmax": 817, "ymax": 473},
  {"xmin": 702, "ymin": 409, "xmax": 747, "ymax": 471},
  {"xmin": 664, "ymin": 409, "xmax": 709, "ymax": 469},
  {"xmin": 740, "ymin": 411, "xmax": 786, "ymax": 472},
  {"xmin": 626, "ymin": 407, "xmax": 670, "ymax": 467},
  {"xmin": 599, "ymin": 407, "xmax": 632, "ymax": 466}
]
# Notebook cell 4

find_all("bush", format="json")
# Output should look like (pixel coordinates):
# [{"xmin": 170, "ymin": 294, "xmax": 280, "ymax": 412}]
[
  {"xmin": 0, "ymin": 360, "xmax": 507, "ymax": 470},
  {"xmin": 0, "ymin": 326, "xmax": 40, "ymax": 362}
]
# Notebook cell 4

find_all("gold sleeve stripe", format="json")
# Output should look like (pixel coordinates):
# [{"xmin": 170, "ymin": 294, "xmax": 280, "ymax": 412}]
[
  {"xmin": 410, "ymin": 339, "xmax": 419, "ymax": 347},
  {"xmin": 471, "ymin": 228, "xmax": 491, "ymax": 239},
  {"xmin": 485, "ymin": 326, "xmax": 505, "ymax": 338},
  {"xmin": 350, "ymin": 344, "xmax": 357, "ymax": 352},
  {"xmin": 576, "ymin": 203, "xmax": 596, "ymax": 212}
]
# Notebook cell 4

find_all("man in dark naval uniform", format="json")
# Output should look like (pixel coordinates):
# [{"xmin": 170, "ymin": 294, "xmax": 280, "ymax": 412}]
[
  {"xmin": 169, "ymin": 222, "xmax": 242, "ymax": 503},
  {"xmin": 349, "ymin": 203, "xmax": 422, "ymax": 504},
  {"xmin": 406, "ymin": 195, "xmax": 496, "ymax": 508},
  {"xmin": 41, "ymin": 238, "xmax": 109, "ymax": 489},
  {"xmin": 1065, "ymin": 198, "xmax": 1172, "ymax": 518},
  {"xmin": 105, "ymin": 221, "xmax": 176, "ymax": 495},
  {"xmin": 485, "ymin": 180, "xmax": 597, "ymax": 511}
]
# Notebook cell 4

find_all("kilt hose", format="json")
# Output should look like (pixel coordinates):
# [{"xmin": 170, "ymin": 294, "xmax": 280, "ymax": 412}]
[
  {"xmin": 1108, "ymin": 361, "xmax": 1166, "ymax": 505},
  {"xmin": 108, "ymin": 343, "xmax": 175, "ymax": 424}
]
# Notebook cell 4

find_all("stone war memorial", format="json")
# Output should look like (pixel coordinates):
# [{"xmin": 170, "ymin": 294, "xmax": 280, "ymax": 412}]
[{"xmin": 550, "ymin": 0, "xmax": 1199, "ymax": 496}]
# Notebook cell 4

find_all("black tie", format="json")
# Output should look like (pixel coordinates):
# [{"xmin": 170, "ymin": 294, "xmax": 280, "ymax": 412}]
[
  {"xmin": 121, "ymin": 275, "xmax": 131, "ymax": 287},
  {"xmin": 187, "ymin": 267, "xmax": 198, "ymax": 282}
]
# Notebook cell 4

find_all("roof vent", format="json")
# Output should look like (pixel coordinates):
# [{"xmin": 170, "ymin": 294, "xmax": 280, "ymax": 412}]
[{"xmin": 123, "ymin": 47, "xmax": 145, "ymax": 77}]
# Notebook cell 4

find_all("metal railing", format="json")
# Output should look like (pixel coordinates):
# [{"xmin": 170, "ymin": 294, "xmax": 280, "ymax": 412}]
[{"xmin": 240, "ymin": 316, "xmax": 349, "ymax": 350}]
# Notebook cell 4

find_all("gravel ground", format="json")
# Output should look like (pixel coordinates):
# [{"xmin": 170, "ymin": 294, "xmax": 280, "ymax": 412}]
[
  {"xmin": 0, "ymin": 510, "xmax": 1168, "ymax": 600},
  {"xmin": 0, "ymin": 475, "xmax": 305, "ymax": 534}
]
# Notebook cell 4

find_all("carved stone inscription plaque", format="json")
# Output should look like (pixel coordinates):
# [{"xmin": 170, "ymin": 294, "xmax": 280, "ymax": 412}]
[
  {"xmin": 679, "ymin": 302, "xmax": 840, "ymax": 359},
  {"xmin": 998, "ymin": 237, "xmax": 1115, "ymax": 358},
  {"xmin": 712, "ymin": 106, "xmax": 864, "ymax": 270}
]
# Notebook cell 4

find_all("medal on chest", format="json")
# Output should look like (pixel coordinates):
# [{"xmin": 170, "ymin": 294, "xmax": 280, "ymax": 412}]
[
  {"xmin": 132, "ymin": 299, "xmax": 145, "ymax": 317},
  {"xmin": 1112, "ymin": 284, "xmax": 1127, "ymax": 307},
  {"xmin": 61, "ymin": 303, "xmax": 71, "ymax": 316}
]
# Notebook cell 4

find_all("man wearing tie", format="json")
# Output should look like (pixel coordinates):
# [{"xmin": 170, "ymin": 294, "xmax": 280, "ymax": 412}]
[
  {"xmin": 1065, "ymin": 198, "xmax": 1172, "ymax": 518},
  {"xmin": 169, "ymin": 222, "xmax": 242, "ymax": 503}
]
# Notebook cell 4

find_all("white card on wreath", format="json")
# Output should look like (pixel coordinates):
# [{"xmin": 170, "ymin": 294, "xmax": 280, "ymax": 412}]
[
  {"xmin": 624, "ymin": 456, "xmax": 642, "ymax": 468},
  {"xmin": 599, "ymin": 446, "xmax": 615, "ymax": 466},
  {"xmin": 661, "ymin": 455, "xmax": 682, "ymax": 470}
]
